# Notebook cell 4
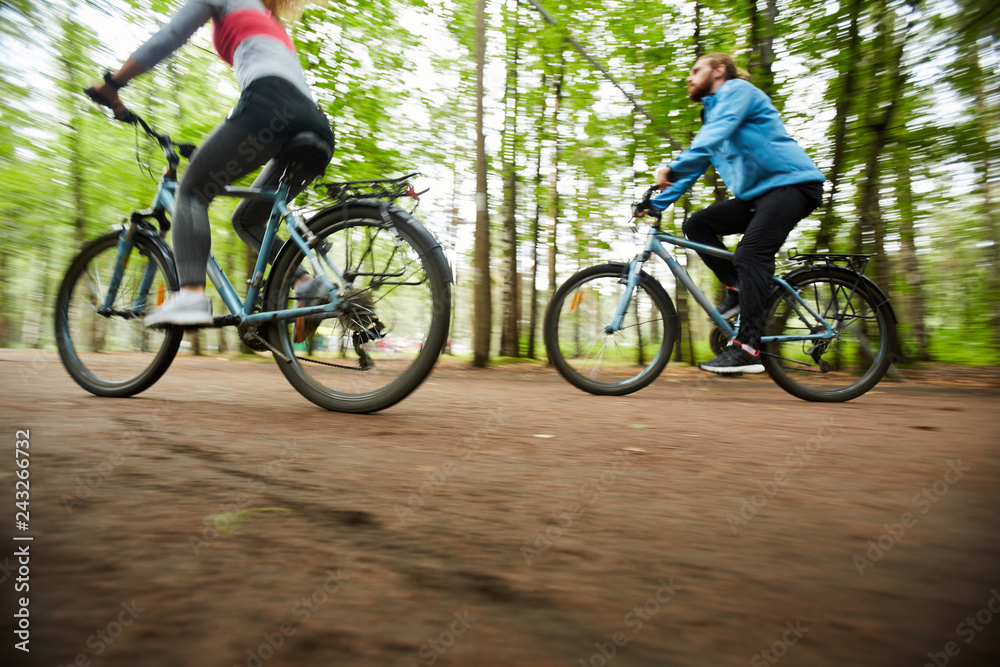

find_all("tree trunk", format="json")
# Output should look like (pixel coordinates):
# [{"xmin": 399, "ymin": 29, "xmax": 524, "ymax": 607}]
[
  {"xmin": 447, "ymin": 169, "xmax": 462, "ymax": 355},
  {"xmin": 547, "ymin": 57, "xmax": 564, "ymax": 293},
  {"xmin": 0, "ymin": 247, "xmax": 10, "ymax": 344},
  {"xmin": 499, "ymin": 4, "xmax": 520, "ymax": 358},
  {"xmin": 893, "ymin": 140, "xmax": 929, "ymax": 361},
  {"xmin": 34, "ymin": 257, "xmax": 52, "ymax": 349},
  {"xmin": 472, "ymin": 0, "xmax": 491, "ymax": 367},
  {"xmin": 972, "ymin": 41, "xmax": 1000, "ymax": 350},
  {"xmin": 527, "ymin": 73, "xmax": 546, "ymax": 360},
  {"xmin": 813, "ymin": 0, "xmax": 862, "ymax": 253},
  {"xmin": 856, "ymin": 0, "xmax": 911, "ymax": 295},
  {"xmin": 748, "ymin": 0, "xmax": 778, "ymax": 97},
  {"xmin": 58, "ymin": 38, "xmax": 87, "ymax": 247}
]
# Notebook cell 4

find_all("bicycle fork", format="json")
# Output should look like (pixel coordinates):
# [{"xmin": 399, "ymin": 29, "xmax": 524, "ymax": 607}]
[
  {"xmin": 605, "ymin": 256, "xmax": 646, "ymax": 334},
  {"xmin": 99, "ymin": 221, "xmax": 161, "ymax": 319}
]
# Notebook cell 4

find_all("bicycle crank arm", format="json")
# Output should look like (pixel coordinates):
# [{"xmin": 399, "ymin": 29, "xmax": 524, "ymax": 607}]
[{"xmin": 245, "ymin": 331, "xmax": 292, "ymax": 364}]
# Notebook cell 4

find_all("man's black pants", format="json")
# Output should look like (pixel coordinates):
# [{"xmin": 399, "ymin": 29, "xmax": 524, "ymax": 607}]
[{"xmin": 682, "ymin": 181, "xmax": 823, "ymax": 351}]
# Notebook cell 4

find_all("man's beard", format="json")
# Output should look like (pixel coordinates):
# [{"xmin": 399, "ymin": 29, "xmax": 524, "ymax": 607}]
[{"xmin": 689, "ymin": 78, "xmax": 713, "ymax": 102}]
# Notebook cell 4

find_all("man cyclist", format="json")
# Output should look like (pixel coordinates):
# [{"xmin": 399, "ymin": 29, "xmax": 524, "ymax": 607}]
[
  {"xmin": 638, "ymin": 53, "xmax": 825, "ymax": 374},
  {"xmin": 86, "ymin": 0, "xmax": 333, "ymax": 333}
]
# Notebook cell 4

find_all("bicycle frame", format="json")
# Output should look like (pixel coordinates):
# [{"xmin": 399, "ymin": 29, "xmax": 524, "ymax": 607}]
[
  {"xmin": 608, "ymin": 226, "xmax": 839, "ymax": 344},
  {"xmin": 109, "ymin": 173, "xmax": 344, "ymax": 327}
]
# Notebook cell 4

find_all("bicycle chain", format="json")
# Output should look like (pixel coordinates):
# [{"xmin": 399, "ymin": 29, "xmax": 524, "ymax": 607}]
[{"xmin": 294, "ymin": 355, "xmax": 368, "ymax": 372}]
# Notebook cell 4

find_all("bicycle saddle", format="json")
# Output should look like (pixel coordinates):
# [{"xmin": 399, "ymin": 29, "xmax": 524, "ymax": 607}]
[{"xmin": 279, "ymin": 132, "xmax": 333, "ymax": 186}]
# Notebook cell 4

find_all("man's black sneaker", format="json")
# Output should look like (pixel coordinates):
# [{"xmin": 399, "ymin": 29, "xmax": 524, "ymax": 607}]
[
  {"xmin": 714, "ymin": 287, "xmax": 740, "ymax": 320},
  {"xmin": 698, "ymin": 344, "xmax": 764, "ymax": 374}
]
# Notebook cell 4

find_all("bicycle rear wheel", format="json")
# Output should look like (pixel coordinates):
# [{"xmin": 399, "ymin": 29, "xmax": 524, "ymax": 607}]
[
  {"xmin": 544, "ymin": 263, "xmax": 678, "ymax": 396},
  {"xmin": 264, "ymin": 203, "xmax": 451, "ymax": 413},
  {"xmin": 762, "ymin": 268, "xmax": 895, "ymax": 402},
  {"xmin": 55, "ymin": 230, "xmax": 182, "ymax": 397}
]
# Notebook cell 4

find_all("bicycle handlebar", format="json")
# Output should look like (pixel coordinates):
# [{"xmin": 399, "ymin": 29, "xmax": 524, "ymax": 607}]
[
  {"xmin": 631, "ymin": 185, "xmax": 662, "ymax": 223},
  {"xmin": 83, "ymin": 86, "xmax": 197, "ymax": 169}
]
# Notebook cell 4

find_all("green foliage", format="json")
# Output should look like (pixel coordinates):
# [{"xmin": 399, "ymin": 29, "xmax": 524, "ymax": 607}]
[{"xmin": 0, "ymin": 0, "xmax": 996, "ymax": 366}]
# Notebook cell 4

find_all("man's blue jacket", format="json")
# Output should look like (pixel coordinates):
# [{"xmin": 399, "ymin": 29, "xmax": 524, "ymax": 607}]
[{"xmin": 651, "ymin": 78, "xmax": 825, "ymax": 210}]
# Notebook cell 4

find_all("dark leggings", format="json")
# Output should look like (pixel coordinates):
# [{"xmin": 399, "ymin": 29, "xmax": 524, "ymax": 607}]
[
  {"xmin": 172, "ymin": 77, "xmax": 334, "ymax": 287},
  {"xmin": 682, "ymin": 182, "xmax": 823, "ymax": 350}
]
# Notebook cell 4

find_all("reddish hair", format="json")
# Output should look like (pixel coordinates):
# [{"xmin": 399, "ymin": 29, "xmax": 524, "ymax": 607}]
[{"xmin": 698, "ymin": 53, "xmax": 751, "ymax": 81}]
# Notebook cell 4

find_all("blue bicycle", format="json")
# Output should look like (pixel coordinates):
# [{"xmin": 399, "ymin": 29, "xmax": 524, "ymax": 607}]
[
  {"xmin": 55, "ymin": 112, "xmax": 452, "ymax": 412},
  {"xmin": 543, "ymin": 188, "xmax": 897, "ymax": 402}
]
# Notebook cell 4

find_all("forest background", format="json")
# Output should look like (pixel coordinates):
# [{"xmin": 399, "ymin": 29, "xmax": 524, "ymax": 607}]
[{"xmin": 0, "ymin": 0, "xmax": 996, "ymax": 365}]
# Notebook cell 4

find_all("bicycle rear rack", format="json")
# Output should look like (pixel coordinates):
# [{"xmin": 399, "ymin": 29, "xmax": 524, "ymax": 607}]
[
  {"xmin": 787, "ymin": 250, "xmax": 873, "ymax": 275},
  {"xmin": 316, "ymin": 172, "xmax": 426, "ymax": 203}
]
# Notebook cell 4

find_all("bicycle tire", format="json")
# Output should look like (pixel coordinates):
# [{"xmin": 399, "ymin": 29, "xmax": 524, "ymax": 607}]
[
  {"xmin": 762, "ymin": 267, "xmax": 896, "ymax": 402},
  {"xmin": 544, "ymin": 263, "xmax": 678, "ymax": 396},
  {"xmin": 55, "ymin": 230, "xmax": 183, "ymax": 397},
  {"xmin": 264, "ymin": 202, "xmax": 451, "ymax": 413}
]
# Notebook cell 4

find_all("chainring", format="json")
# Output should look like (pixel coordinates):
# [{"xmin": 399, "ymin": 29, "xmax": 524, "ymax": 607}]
[{"xmin": 709, "ymin": 325, "xmax": 731, "ymax": 357}]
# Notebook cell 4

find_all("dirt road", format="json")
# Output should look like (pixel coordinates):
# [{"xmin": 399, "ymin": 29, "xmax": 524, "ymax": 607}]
[{"xmin": 1, "ymin": 349, "xmax": 998, "ymax": 667}]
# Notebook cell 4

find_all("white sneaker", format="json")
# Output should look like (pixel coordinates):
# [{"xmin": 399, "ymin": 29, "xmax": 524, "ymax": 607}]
[{"xmin": 145, "ymin": 290, "xmax": 213, "ymax": 328}]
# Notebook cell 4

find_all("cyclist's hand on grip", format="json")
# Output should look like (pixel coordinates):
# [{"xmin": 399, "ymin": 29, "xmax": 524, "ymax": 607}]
[
  {"xmin": 631, "ymin": 190, "xmax": 661, "ymax": 222},
  {"xmin": 654, "ymin": 167, "xmax": 674, "ymax": 191},
  {"xmin": 83, "ymin": 83, "xmax": 135, "ymax": 124}
]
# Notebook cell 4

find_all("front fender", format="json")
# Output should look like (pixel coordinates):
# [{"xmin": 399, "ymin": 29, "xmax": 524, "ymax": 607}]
[{"xmin": 135, "ymin": 223, "xmax": 178, "ymax": 283}]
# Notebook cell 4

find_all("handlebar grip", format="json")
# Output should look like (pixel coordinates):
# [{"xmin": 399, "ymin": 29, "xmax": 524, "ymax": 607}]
[
  {"xmin": 83, "ymin": 87, "xmax": 137, "ymax": 124},
  {"xmin": 632, "ymin": 199, "xmax": 662, "ymax": 222}
]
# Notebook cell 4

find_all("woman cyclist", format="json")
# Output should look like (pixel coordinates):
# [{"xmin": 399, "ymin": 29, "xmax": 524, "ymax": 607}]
[{"xmin": 86, "ymin": 0, "xmax": 333, "ymax": 330}]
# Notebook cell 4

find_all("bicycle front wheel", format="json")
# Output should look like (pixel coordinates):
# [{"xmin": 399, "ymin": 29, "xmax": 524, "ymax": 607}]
[
  {"xmin": 762, "ymin": 268, "xmax": 895, "ymax": 402},
  {"xmin": 55, "ymin": 230, "xmax": 182, "ymax": 397},
  {"xmin": 544, "ymin": 263, "xmax": 678, "ymax": 396},
  {"xmin": 265, "ymin": 203, "xmax": 451, "ymax": 413}
]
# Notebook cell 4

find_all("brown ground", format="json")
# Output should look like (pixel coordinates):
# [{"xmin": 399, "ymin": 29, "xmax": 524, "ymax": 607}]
[{"xmin": 1, "ymin": 349, "xmax": 999, "ymax": 667}]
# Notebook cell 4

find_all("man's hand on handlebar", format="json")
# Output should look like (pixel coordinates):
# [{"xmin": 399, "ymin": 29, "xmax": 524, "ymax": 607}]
[
  {"xmin": 631, "ymin": 187, "xmax": 661, "ymax": 222},
  {"xmin": 631, "ymin": 167, "xmax": 674, "ymax": 220},
  {"xmin": 654, "ymin": 166, "xmax": 674, "ymax": 191}
]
